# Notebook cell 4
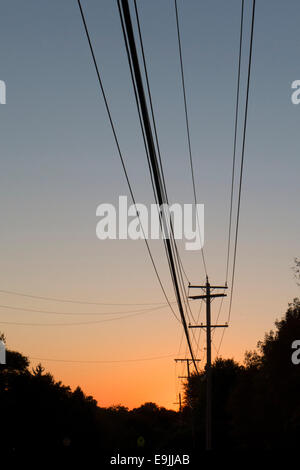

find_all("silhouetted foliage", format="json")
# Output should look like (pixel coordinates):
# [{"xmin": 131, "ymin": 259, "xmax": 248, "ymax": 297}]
[
  {"xmin": 182, "ymin": 298, "xmax": 300, "ymax": 449},
  {"xmin": 183, "ymin": 358, "xmax": 242, "ymax": 449},
  {"xmin": 1, "ymin": 299, "xmax": 300, "ymax": 455},
  {"xmin": 293, "ymin": 258, "xmax": 300, "ymax": 286},
  {"xmin": 231, "ymin": 297, "xmax": 300, "ymax": 449}
]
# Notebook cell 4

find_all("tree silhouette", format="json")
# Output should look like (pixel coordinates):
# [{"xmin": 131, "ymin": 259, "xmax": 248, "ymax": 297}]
[
  {"xmin": 230, "ymin": 298, "xmax": 300, "ymax": 448},
  {"xmin": 293, "ymin": 258, "xmax": 300, "ymax": 286},
  {"xmin": 1, "ymin": 298, "xmax": 300, "ymax": 454},
  {"xmin": 183, "ymin": 358, "xmax": 242, "ymax": 449}
]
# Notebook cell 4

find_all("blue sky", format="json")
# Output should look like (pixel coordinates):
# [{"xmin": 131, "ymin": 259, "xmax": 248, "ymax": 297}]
[{"xmin": 0, "ymin": 0, "xmax": 299, "ymax": 408}]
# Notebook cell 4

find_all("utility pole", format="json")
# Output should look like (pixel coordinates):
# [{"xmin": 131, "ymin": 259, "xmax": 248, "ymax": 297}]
[
  {"xmin": 188, "ymin": 276, "xmax": 228, "ymax": 451},
  {"xmin": 173, "ymin": 393, "xmax": 182, "ymax": 413},
  {"xmin": 175, "ymin": 358, "xmax": 200, "ymax": 449},
  {"xmin": 174, "ymin": 358, "xmax": 201, "ymax": 379}
]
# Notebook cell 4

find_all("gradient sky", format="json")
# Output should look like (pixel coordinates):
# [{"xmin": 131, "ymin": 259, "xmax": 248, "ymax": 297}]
[{"xmin": 0, "ymin": 0, "xmax": 299, "ymax": 410}]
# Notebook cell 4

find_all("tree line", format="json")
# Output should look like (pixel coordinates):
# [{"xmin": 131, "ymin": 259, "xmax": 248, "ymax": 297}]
[{"xmin": 1, "ymin": 295, "xmax": 300, "ymax": 455}]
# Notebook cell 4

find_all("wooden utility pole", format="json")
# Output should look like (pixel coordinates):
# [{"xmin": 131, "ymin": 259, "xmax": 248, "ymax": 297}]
[
  {"xmin": 174, "ymin": 359, "xmax": 201, "ymax": 450},
  {"xmin": 188, "ymin": 276, "xmax": 228, "ymax": 451},
  {"xmin": 174, "ymin": 358, "xmax": 201, "ymax": 379},
  {"xmin": 173, "ymin": 393, "xmax": 182, "ymax": 413}
]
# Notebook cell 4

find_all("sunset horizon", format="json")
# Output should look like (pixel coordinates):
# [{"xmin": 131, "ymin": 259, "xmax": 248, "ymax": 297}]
[{"xmin": 1, "ymin": 0, "xmax": 299, "ymax": 459}]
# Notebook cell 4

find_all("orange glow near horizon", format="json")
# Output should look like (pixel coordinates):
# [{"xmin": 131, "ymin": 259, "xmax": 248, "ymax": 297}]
[
  {"xmin": 5, "ymin": 280, "xmax": 294, "ymax": 411},
  {"xmin": 0, "ymin": 0, "xmax": 300, "ymax": 417}
]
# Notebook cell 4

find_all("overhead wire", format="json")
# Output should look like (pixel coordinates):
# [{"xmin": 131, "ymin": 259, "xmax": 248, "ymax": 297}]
[
  {"xmin": 119, "ymin": 0, "xmax": 192, "ymax": 339},
  {"xmin": 117, "ymin": 0, "xmax": 199, "ymax": 373},
  {"xmin": 133, "ymin": 0, "xmax": 200, "ymax": 358},
  {"xmin": 0, "ymin": 303, "xmax": 168, "ymax": 316},
  {"xmin": 0, "ymin": 306, "xmax": 163, "ymax": 327},
  {"xmin": 211, "ymin": 0, "xmax": 244, "ymax": 353},
  {"xmin": 117, "ymin": 0, "xmax": 187, "ymax": 324},
  {"xmin": 134, "ymin": 0, "xmax": 189, "ymax": 284},
  {"xmin": 174, "ymin": 0, "xmax": 207, "ymax": 277},
  {"xmin": 133, "ymin": 0, "xmax": 192, "ymax": 322},
  {"xmin": 77, "ymin": 0, "xmax": 180, "ymax": 323},
  {"xmin": 173, "ymin": 0, "xmax": 209, "ymax": 354},
  {"xmin": 217, "ymin": 0, "xmax": 256, "ymax": 356},
  {"xmin": 29, "ymin": 353, "xmax": 174, "ymax": 364},
  {"xmin": 0, "ymin": 289, "xmax": 174, "ymax": 306},
  {"xmin": 225, "ymin": 0, "xmax": 244, "ymax": 286}
]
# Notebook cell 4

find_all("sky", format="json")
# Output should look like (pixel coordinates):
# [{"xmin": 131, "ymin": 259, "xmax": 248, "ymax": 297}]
[{"xmin": 0, "ymin": 0, "xmax": 299, "ymax": 410}]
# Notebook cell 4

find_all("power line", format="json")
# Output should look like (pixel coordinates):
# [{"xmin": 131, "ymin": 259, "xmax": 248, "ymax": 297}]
[
  {"xmin": 174, "ymin": 0, "xmax": 207, "ymax": 277},
  {"xmin": 121, "ymin": 0, "xmax": 195, "ymax": 357},
  {"xmin": 0, "ymin": 307, "xmax": 163, "ymax": 327},
  {"xmin": 225, "ymin": 0, "xmax": 244, "ymax": 284},
  {"xmin": 131, "ymin": 1, "xmax": 192, "ymax": 347},
  {"xmin": 119, "ymin": 0, "xmax": 197, "ymax": 370},
  {"xmin": 133, "ymin": 0, "xmax": 191, "ymax": 292},
  {"xmin": 120, "ymin": 0, "xmax": 191, "ymax": 328},
  {"xmin": 118, "ymin": 0, "xmax": 190, "ymax": 340},
  {"xmin": 29, "ymin": 353, "xmax": 174, "ymax": 364},
  {"xmin": 76, "ymin": 0, "xmax": 179, "ymax": 323},
  {"xmin": 0, "ymin": 289, "xmax": 173, "ymax": 306},
  {"xmin": 133, "ymin": 0, "xmax": 169, "ymax": 213},
  {"xmin": 195, "ymin": 299, "xmax": 204, "ymax": 357},
  {"xmin": 118, "ymin": 0, "xmax": 198, "ymax": 373},
  {"xmin": 228, "ymin": 0, "xmax": 256, "ymax": 324},
  {"xmin": 212, "ymin": 296, "xmax": 225, "ymax": 338},
  {"xmin": 211, "ymin": 0, "xmax": 243, "ymax": 351},
  {"xmin": 117, "ymin": 0, "xmax": 187, "ymax": 317},
  {"xmin": 218, "ymin": 0, "xmax": 256, "ymax": 355},
  {"xmin": 0, "ymin": 303, "xmax": 167, "ymax": 316},
  {"xmin": 173, "ymin": 0, "xmax": 209, "ymax": 357}
]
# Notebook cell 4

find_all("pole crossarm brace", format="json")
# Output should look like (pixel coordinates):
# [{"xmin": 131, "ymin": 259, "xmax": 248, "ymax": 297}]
[
  {"xmin": 189, "ymin": 324, "xmax": 228, "ymax": 329},
  {"xmin": 189, "ymin": 293, "xmax": 226, "ymax": 300},
  {"xmin": 189, "ymin": 285, "xmax": 228, "ymax": 289},
  {"xmin": 174, "ymin": 358, "xmax": 201, "ymax": 380},
  {"xmin": 188, "ymin": 276, "xmax": 228, "ymax": 450},
  {"xmin": 174, "ymin": 393, "xmax": 182, "ymax": 412},
  {"xmin": 174, "ymin": 358, "xmax": 201, "ymax": 362}
]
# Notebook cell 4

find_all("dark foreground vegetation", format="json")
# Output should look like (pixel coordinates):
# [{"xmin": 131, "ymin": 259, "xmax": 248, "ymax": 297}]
[{"xmin": 1, "ymin": 297, "xmax": 300, "ymax": 457}]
